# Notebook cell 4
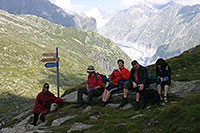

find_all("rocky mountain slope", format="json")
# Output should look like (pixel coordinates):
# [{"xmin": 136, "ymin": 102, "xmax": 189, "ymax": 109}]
[
  {"xmin": 0, "ymin": 45, "xmax": 200, "ymax": 132},
  {"xmin": 0, "ymin": 10, "xmax": 131, "ymax": 121},
  {"xmin": 99, "ymin": 2, "xmax": 200, "ymax": 65},
  {"xmin": 0, "ymin": 0, "xmax": 97, "ymax": 32}
]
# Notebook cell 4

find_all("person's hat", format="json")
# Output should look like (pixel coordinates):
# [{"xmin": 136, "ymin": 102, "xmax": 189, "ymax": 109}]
[{"xmin": 86, "ymin": 65, "xmax": 96, "ymax": 72}]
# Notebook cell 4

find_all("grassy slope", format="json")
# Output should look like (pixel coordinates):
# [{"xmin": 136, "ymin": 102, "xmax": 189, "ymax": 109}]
[
  {"xmin": 42, "ymin": 45, "xmax": 200, "ymax": 133},
  {"xmin": 0, "ymin": 10, "xmax": 131, "ymax": 119},
  {"xmin": 147, "ymin": 45, "xmax": 200, "ymax": 81},
  {"xmin": 44, "ymin": 93, "xmax": 200, "ymax": 133},
  {"xmin": 1, "ymin": 10, "xmax": 200, "ymax": 132}
]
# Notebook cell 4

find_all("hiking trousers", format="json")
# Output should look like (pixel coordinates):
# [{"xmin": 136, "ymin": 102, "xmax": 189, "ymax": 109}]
[
  {"xmin": 33, "ymin": 113, "xmax": 47, "ymax": 126},
  {"xmin": 77, "ymin": 87, "xmax": 103, "ymax": 104}
]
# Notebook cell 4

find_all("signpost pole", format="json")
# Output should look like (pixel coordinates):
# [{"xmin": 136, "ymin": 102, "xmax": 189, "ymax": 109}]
[{"xmin": 55, "ymin": 47, "xmax": 60, "ymax": 97}]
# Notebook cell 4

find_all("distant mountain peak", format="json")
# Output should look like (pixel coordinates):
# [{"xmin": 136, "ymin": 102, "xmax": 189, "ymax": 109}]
[{"xmin": 0, "ymin": 0, "xmax": 97, "ymax": 32}]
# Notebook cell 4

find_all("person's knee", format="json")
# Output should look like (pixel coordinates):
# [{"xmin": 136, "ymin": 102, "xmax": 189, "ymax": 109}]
[
  {"xmin": 40, "ymin": 114, "xmax": 46, "ymax": 122},
  {"xmin": 124, "ymin": 88, "xmax": 128, "ymax": 91},
  {"xmin": 88, "ymin": 89, "xmax": 95, "ymax": 96},
  {"xmin": 124, "ymin": 81, "xmax": 130, "ymax": 88}
]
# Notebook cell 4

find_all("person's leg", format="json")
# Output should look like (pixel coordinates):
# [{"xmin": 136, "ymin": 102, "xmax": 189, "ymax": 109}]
[
  {"xmin": 86, "ymin": 88, "xmax": 96, "ymax": 104},
  {"xmin": 157, "ymin": 85, "xmax": 163, "ymax": 100},
  {"xmin": 100, "ymin": 89, "xmax": 108, "ymax": 107},
  {"xmin": 123, "ymin": 88, "xmax": 129, "ymax": 98},
  {"xmin": 104, "ymin": 91, "xmax": 111, "ymax": 102},
  {"xmin": 134, "ymin": 86, "xmax": 143, "ymax": 111},
  {"xmin": 104, "ymin": 84, "xmax": 118, "ymax": 102},
  {"xmin": 102, "ymin": 89, "xmax": 108, "ymax": 102},
  {"xmin": 164, "ymin": 85, "xmax": 169, "ymax": 103},
  {"xmin": 77, "ymin": 87, "xmax": 88, "ymax": 105},
  {"xmin": 40, "ymin": 113, "xmax": 47, "ymax": 123},
  {"xmin": 119, "ymin": 81, "xmax": 132, "ymax": 107},
  {"xmin": 136, "ymin": 92, "xmax": 140, "ymax": 102},
  {"xmin": 33, "ymin": 113, "xmax": 40, "ymax": 126},
  {"xmin": 164, "ymin": 85, "xmax": 169, "ymax": 97}
]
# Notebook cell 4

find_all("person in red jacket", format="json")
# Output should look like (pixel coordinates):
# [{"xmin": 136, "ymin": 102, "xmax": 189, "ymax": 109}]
[
  {"xmin": 32, "ymin": 83, "xmax": 64, "ymax": 126},
  {"xmin": 75, "ymin": 65, "xmax": 103, "ymax": 108},
  {"xmin": 100, "ymin": 59, "xmax": 130, "ymax": 107}
]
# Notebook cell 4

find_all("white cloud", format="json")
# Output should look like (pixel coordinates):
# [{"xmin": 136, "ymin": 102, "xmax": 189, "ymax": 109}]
[
  {"xmin": 49, "ymin": 0, "xmax": 85, "ymax": 15},
  {"xmin": 85, "ymin": 4, "xmax": 109, "ymax": 28},
  {"xmin": 120, "ymin": 0, "xmax": 200, "ymax": 8}
]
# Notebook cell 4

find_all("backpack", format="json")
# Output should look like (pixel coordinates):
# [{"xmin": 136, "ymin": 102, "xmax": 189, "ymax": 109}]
[
  {"xmin": 95, "ymin": 73, "xmax": 110, "ymax": 87},
  {"xmin": 149, "ymin": 75, "xmax": 157, "ymax": 84}
]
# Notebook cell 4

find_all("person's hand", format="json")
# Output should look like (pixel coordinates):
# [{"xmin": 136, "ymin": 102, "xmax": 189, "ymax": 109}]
[
  {"xmin": 138, "ymin": 84, "xmax": 144, "ymax": 91},
  {"xmin": 160, "ymin": 77, "xmax": 164, "ymax": 82},
  {"xmin": 113, "ymin": 69, "xmax": 119, "ymax": 72},
  {"xmin": 87, "ymin": 88, "xmax": 90, "ymax": 93},
  {"xmin": 133, "ymin": 82, "xmax": 137, "ymax": 88}
]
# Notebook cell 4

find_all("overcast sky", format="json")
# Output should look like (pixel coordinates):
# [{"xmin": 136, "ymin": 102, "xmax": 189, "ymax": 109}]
[{"xmin": 49, "ymin": 0, "xmax": 200, "ymax": 14}]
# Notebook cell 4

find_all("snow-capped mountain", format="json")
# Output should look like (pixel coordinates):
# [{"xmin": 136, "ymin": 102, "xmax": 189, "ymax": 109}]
[
  {"xmin": 0, "ymin": 0, "xmax": 97, "ymax": 32},
  {"xmin": 99, "ymin": 1, "xmax": 200, "ymax": 65}
]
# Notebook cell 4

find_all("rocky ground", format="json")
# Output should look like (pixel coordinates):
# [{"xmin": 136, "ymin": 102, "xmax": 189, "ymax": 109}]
[{"xmin": 0, "ymin": 80, "xmax": 200, "ymax": 133}]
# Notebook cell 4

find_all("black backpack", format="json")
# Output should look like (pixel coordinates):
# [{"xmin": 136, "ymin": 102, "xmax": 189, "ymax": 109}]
[{"xmin": 95, "ymin": 73, "xmax": 110, "ymax": 86}]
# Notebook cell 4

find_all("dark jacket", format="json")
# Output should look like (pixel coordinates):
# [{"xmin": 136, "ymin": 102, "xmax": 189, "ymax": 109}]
[
  {"xmin": 33, "ymin": 91, "xmax": 64, "ymax": 114},
  {"xmin": 129, "ymin": 65, "xmax": 149, "ymax": 87},
  {"xmin": 156, "ymin": 64, "xmax": 171, "ymax": 81}
]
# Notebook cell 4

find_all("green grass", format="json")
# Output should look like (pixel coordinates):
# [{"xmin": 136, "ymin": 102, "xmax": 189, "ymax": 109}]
[
  {"xmin": 147, "ymin": 45, "xmax": 200, "ymax": 81},
  {"xmin": 0, "ymin": 10, "xmax": 131, "ymax": 120},
  {"xmin": 35, "ymin": 92, "xmax": 199, "ymax": 133}
]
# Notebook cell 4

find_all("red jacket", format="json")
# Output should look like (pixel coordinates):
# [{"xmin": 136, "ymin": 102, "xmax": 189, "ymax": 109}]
[
  {"xmin": 111, "ymin": 67, "xmax": 130, "ymax": 85},
  {"xmin": 33, "ymin": 91, "xmax": 64, "ymax": 114},
  {"xmin": 87, "ymin": 74, "xmax": 103, "ymax": 89}
]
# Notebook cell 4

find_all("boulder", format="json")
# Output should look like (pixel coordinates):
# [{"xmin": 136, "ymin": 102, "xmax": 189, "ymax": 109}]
[
  {"xmin": 82, "ymin": 106, "xmax": 92, "ymax": 113},
  {"xmin": 106, "ymin": 103, "xmax": 120, "ymax": 108},
  {"xmin": 121, "ymin": 103, "xmax": 133, "ymax": 110},
  {"xmin": 51, "ymin": 115, "xmax": 76, "ymax": 127},
  {"xmin": 130, "ymin": 114, "xmax": 144, "ymax": 120},
  {"xmin": 67, "ymin": 123, "xmax": 93, "ymax": 132},
  {"xmin": 62, "ymin": 91, "xmax": 87, "ymax": 103}
]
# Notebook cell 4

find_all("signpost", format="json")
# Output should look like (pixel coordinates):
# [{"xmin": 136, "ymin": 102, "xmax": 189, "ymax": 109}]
[
  {"xmin": 41, "ymin": 47, "xmax": 60, "ymax": 97},
  {"xmin": 42, "ymin": 53, "xmax": 55, "ymax": 57},
  {"xmin": 45, "ymin": 62, "xmax": 58, "ymax": 68},
  {"xmin": 41, "ymin": 58, "xmax": 59, "ymax": 63}
]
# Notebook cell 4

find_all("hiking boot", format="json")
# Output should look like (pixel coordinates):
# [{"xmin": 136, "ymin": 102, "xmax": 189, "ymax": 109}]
[
  {"xmin": 134, "ymin": 102, "xmax": 139, "ymax": 111},
  {"xmin": 74, "ymin": 103, "xmax": 83, "ymax": 108},
  {"xmin": 100, "ymin": 102, "xmax": 107, "ymax": 107},
  {"xmin": 119, "ymin": 97, "xmax": 128, "ymax": 108}
]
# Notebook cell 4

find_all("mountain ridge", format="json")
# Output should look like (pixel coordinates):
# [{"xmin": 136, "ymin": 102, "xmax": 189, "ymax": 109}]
[
  {"xmin": 0, "ymin": 0, "xmax": 97, "ymax": 32},
  {"xmin": 0, "ymin": 10, "xmax": 131, "ymax": 120},
  {"xmin": 99, "ymin": 2, "xmax": 200, "ymax": 65}
]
